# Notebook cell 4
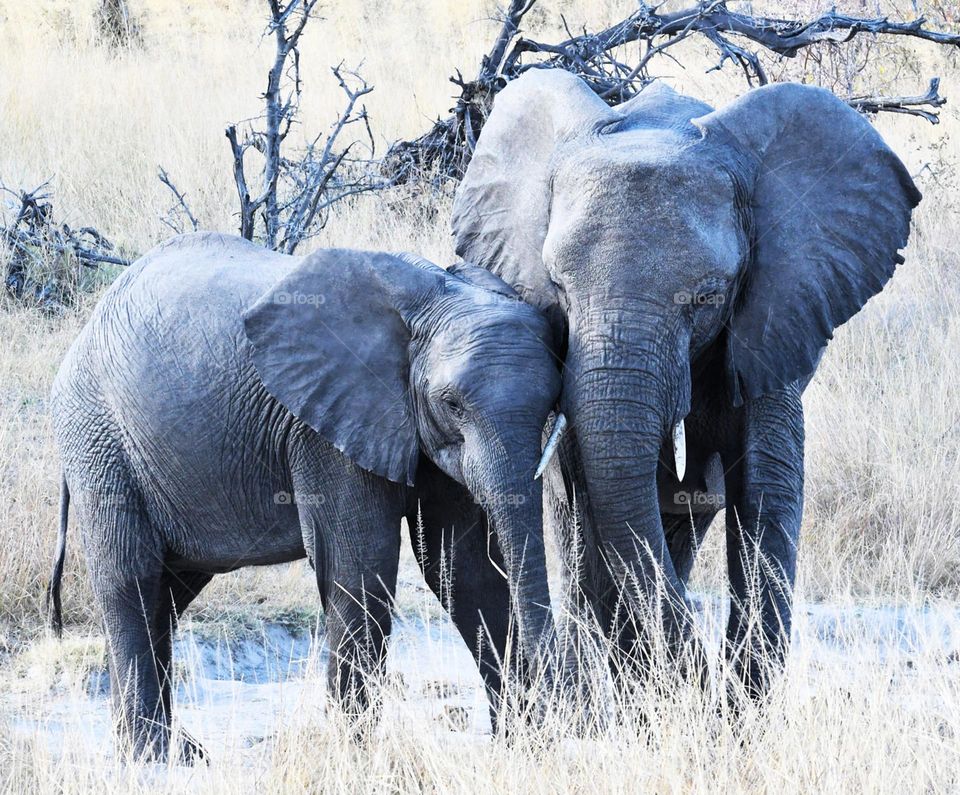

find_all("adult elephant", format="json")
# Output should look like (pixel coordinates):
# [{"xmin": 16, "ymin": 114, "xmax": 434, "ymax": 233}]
[{"xmin": 453, "ymin": 71, "xmax": 920, "ymax": 696}]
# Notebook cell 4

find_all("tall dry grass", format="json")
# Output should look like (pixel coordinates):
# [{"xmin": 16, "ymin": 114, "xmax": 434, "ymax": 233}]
[
  {"xmin": 4, "ymin": 588, "xmax": 960, "ymax": 794},
  {"xmin": 2, "ymin": 0, "xmax": 960, "ymax": 790}
]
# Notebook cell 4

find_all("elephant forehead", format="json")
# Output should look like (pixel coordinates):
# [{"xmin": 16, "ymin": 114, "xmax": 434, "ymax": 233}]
[
  {"xmin": 555, "ymin": 133, "xmax": 735, "ymax": 209},
  {"xmin": 423, "ymin": 296, "xmax": 549, "ymax": 359},
  {"xmin": 422, "ymin": 338, "xmax": 560, "ymax": 415},
  {"xmin": 546, "ymin": 140, "xmax": 744, "ymax": 280}
]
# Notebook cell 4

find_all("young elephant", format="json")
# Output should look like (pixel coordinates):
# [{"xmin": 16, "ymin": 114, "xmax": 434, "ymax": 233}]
[{"xmin": 49, "ymin": 232, "xmax": 561, "ymax": 762}]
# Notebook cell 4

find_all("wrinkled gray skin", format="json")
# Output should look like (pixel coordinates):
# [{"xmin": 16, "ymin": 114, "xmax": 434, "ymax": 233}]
[
  {"xmin": 453, "ymin": 72, "xmax": 920, "ymax": 696},
  {"xmin": 50, "ymin": 233, "xmax": 561, "ymax": 761}
]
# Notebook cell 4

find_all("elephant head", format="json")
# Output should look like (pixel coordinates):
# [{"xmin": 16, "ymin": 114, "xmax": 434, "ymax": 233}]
[
  {"xmin": 453, "ymin": 71, "xmax": 920, "ymax": 649},
  {"xmin": 242, "ymin": 249, "xmax": 562, "ymax": 680}
]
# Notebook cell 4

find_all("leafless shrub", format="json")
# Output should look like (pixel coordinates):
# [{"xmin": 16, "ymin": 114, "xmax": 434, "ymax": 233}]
[{"xmin": 158, "ymin": 2, "xmax": 388, "ymax": 253}]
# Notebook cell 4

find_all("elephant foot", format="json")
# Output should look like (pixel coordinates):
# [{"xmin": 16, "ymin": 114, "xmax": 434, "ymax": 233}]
[
  {"xmin": 124, "ymin": 727, "xmax": 208, "ymax": 766},
  {"xmin": 490, "ymin": 676, "xmax": 601, "ymax": 741},
  {"xmin": 176, "ymin": 729, "xmax": 209, "ymax": 766}
]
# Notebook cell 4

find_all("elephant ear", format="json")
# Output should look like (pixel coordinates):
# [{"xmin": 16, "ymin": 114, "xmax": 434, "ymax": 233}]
[
  {"xmin": 452, "ymin": 69, "xmax": 615, "ymax": 313},
  {"xmin": 694, "ymin": 83, "xmax": 921, "ymax": 405},
  {"xmin": 243, "ymin": 249, "xmax": 446, "ymax": 485}
]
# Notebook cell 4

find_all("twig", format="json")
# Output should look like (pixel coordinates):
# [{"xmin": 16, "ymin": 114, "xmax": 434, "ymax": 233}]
[{"xmin": 157, "ymin": 167, "xmax": 200, "ymax": 233}]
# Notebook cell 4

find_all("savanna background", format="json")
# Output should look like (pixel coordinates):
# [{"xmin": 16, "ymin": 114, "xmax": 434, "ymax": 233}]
[{"xmin": 2, "ymin": 0, "xmax": 960, "ymax": 791}]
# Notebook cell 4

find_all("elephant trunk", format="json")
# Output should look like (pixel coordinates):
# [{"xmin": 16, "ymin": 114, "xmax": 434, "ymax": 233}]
[
  {"xmin": 469, "ymin": 428, "xmax": 562, "ymax": 695},
  {"xmin": 565, "ymin": 303, "xmax": 693, "ymax": 654}
]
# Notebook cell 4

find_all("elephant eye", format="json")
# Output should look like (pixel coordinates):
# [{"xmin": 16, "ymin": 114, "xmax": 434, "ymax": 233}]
[{"xmin": 441, "ymin": 392, "xmax": 464, "ymax": 418}]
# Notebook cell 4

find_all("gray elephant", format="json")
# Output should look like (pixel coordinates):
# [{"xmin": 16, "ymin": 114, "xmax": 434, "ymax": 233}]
[
  {"xmin": 453, "ymin": 72, "xmax": 920, "ymax": 696},
  {"xmin": 48, "ymin": 233, "xmax": 562, "ymax": 761}
]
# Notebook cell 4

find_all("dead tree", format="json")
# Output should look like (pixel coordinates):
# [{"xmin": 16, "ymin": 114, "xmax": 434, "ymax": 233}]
[
  {"xmin": 160, "ymin": 1, "xmax": 385, "ymax": 253},
  {"xmin": 219, "ymin": 1, "xmax": 386, "ymax": 254},
  {"xmin": 383, "ymin": 0, "xmax": 960, "ymax": 183},
  {"xmin": 1, "ymin": 182, "xmax": 129, "ymax": 309}
]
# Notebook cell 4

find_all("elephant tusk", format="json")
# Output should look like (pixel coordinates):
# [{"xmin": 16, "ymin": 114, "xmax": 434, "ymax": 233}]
[
  {"xmin": 535, "ymin": 413, "xmax": 567, "ymax": 480},
  {"xmin": 487, "ymin": 527, "xmax": 509, "ymax": 581},
  {"xmin": 673, "ymin": 419, "xmax": 687, "ymax": 482}
]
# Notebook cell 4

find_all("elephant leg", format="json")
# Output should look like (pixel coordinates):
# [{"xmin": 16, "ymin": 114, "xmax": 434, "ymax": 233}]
[
  {"xmin": 407, "ymin": 459, "xmax": 526, "ymax": 728},
  {"xmin": 662, "ymin": 510, "xmax": 716, "ymax": 690},
  {"xmin": 76, "ymin": 480, "xmax": 171, "ymax": 760},
  {"xmin": 152, "ymin": 570, "xmax": 212, "ymax": 763},
  {"xmin": 289, "ymin": 445, "xmax": 403, "ymax": 720},
  {"xmin": 662, "ymin": 510, "xmax": 715, "ymax": 589},
  {"xmin": 321, "ymin": 541, "xmax": 400, "ymax": 717},
  {"xmin": 723, "ymin": 386, "xmax": 804, "ymax": 701}
]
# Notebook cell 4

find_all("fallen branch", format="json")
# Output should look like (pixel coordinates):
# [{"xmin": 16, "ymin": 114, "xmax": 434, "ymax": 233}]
[
  {"xmin": 1, "ymin": 182, "xmax": 129, "ymax": 309},
  {"xmin": 509, "ymin": 5, "xmax": 960, "ymax": 80},
  {"xmin": 383, "ymin": 0, "xmax": 534, "ymax": 183}
]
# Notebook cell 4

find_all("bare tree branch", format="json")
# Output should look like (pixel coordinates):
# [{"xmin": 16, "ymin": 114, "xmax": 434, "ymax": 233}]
[
  {"xmin": 847, "ymin": 77, "xmax": 948, "ymax": 125},
  {"xmin": 217, "ymin": 1, "xmax": 381, "ymax": 253},
  {"xmin": 482, "ymin": 0, "xmax": 538, "ymax": 81},
  {"xmin": 278, "ymin": 63, "xmax": 388, "ymax": 254},
  {"xmin": 384, "ymin": 1, "xmax": 960, "ymax": 183},
  {"xmin": 157, "ymin": 167, "xmax": 200, "ymax": 234},
  {"xmin": 225, "ymin": 124, "xmax": 258, "ymax": 241},
  {"xmin": 509, "ymin": 3, "xmax": 960, "ymax": 91}
]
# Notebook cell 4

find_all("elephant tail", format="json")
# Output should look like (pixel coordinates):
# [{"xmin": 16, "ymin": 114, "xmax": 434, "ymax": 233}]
[{"xmin": 46, "ymin": 473, "xmax": 69, "ymax": 638}]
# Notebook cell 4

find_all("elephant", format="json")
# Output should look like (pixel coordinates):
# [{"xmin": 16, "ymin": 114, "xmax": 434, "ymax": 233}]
[
  {"xmin": 48, "ymin": 232, "xmax": 563, "ymax": 761},
  {"xmin": 452, "ymin": 71, "xmax": 920, "ymax": 697}
]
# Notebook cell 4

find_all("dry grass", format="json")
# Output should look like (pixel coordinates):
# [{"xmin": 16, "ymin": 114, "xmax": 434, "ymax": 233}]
[
  {"xmin": 4, "ymin": 593, "xmax": 960, "ymax": 794},
  {"xmin": 2, "ymin": 0, "xmax": 960, "ymax": 791}
]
